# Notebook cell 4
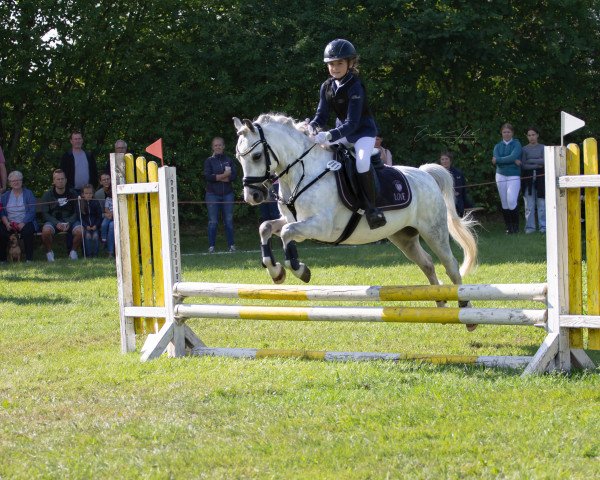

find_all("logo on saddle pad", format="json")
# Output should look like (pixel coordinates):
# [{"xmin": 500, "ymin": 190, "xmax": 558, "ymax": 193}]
[{"xmin": 393, "ymin": 180, "xmax": 407, "ymax": 202}]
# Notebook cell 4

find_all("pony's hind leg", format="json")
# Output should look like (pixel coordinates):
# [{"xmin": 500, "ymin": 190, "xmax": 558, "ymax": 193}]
[
  {"xmin": 259, "ymin": 218, "xmax": 287, "ymax": 283},
  {"xmin": 388, "ymin": 229, "xmax": 446, "ymax": 307},
  {"xmin": 419, "ymin": 227, "xmax": 477, "ymax": 331}
]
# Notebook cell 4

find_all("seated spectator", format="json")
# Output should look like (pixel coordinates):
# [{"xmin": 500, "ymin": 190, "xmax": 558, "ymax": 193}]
[
  {"xmin": 102, "ymin": 195, "xmax": 115, "ymax": 258},
  {"xmin": 78, "ymin": 184, "xmax": 103, "ymax": 257},
  {"xmin": 95, "ymin": 172, "xmax": 111, "ymax": 210},
  {"xmin": 0, "ymin": 171, "xmax": 37, "ymax": 262},
  {"xmin": 39, "ymin": 169, "xmax": 83, "ymax": 261},
  {"xmin": 439, "ymin": 151, "xmax": 471, "ymax": 217}
]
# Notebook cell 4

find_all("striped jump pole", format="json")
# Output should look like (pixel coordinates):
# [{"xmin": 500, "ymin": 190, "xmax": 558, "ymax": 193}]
[
  {"xmin": 174, "ymin": 304, "xmax": 546, "ymax": 326},
  {"xmin": 191, "ymin": 347, "xmax": 533, "ymax": 369},
  {"xmin": 173, "ymin": 282, "xmax": 548, "ymax": 303}
]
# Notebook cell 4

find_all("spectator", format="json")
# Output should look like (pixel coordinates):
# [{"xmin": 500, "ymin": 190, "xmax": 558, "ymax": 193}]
[
  {"xmin": 104, "ymin": 139, "xmax": 128, "ymax": 174},
  {"xmin": 95, "ymin": 172, "xmax": 112, "ymax": 210},
  {"xmin": 39, "ymin": 169, "xmax": 83, "ymax": 261},
  {"xmin": 204, "ymin": 136, "xmax": 237, "ymax": 253},
  {"xmin": 0, "ymin": 145, "xmax": 7, "ymax": 193},
  {"xmin": 78, "ymin": 184, "xmax": 103, "ymax": 257},
  {"xmin": 375, "ymin": 133, "xmax": 393, "ymax": 166},
  {"xmin": 0, "ymin": 171, "xmax": 37, "ymax": 262},
  {"xmin": 102, "ymin": 195, "xmax": 115, "ymax": 258},
  {"xmin": 492, "ymin": 123, "xmax": 522, "ymax": 234},
  {"xmin": 439, "ymin": 152, "xmax": 470, "ymax": 217},
  {"xmin": 60, "ymin": 130, "xmax": 98, "ymax": 194},
  {"xmin": 521, "ymin": 127, "xmax": 546, "ymax": 234}
]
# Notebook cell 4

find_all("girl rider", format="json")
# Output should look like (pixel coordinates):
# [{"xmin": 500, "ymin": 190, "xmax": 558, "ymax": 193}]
[{"xmin": 309, "ymin": 39, "xmax": 386, "ymax": 229}]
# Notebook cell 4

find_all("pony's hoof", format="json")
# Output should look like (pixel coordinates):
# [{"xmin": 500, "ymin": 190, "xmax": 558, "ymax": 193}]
[
  {"xmin": 271, "ymin": 264, "xmax": 286, "ymax": 284},
  {"xmin": 466, "ymin": 324, "xmax": 477, "ymax": 332},
  {"xmin": 298, "ymin": 265, "xmax": 311, "ymax": 283}
]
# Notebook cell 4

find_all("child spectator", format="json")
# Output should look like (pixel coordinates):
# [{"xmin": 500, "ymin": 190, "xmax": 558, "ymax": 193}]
[
  {"xmin": 78, "ymin": 184, "xmax": 103, "ymax": 257},
  {"xmin": 102, "ymin": 195, "xmax": 115, "ymax": 257}
]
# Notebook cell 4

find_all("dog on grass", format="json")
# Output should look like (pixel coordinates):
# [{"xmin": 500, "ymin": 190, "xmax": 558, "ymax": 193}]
[{"xmin": 8, "ymin": 233, "xmax": 22, "ymax": 262}]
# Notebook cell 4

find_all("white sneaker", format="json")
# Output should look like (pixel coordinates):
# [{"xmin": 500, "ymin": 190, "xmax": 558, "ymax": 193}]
[
  {"xmin": 69, "ymin": 250, "xmax": 78, "ymax": 260},
  {"xmin": 229, "ymin": 245, "xmax": 236, "ymax": 252},
  {"xmin": 46, "ymin": 251, "xmax": 55, "ymax": 262},
  {"xmin": 208, "ymin": 246, "xmax": 215, "ymax": 254}
]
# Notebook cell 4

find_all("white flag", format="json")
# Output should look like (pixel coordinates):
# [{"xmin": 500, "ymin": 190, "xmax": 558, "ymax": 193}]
[{"xmin": 561, "ymin": 111, "xmax": 585, "ymax": 137}]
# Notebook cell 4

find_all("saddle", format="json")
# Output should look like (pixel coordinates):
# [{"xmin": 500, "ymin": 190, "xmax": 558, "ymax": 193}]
[{"xmin": 331, "ymin": 145, "xmax": 412, "ymax": 214}]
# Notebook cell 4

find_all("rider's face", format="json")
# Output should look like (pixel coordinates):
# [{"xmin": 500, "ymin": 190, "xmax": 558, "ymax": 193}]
[{"xmin": 327, "ymin": 59, "xmax": 349, "ymax": 79}]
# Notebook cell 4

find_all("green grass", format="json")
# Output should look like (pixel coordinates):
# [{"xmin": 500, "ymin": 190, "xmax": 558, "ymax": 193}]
[{"xmin": 1, "ymin": 218, "xmax": 599, "ymax": 479}]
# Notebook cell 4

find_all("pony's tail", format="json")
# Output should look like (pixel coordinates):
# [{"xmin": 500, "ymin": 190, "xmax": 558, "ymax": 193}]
[{"xmin": 419, "ymin": 163, "xmax": 478, "ymax": 277}]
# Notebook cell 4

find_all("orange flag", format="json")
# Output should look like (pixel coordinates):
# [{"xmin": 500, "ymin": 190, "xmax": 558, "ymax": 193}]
[{"xmin": 145, "ymin": 138, "xmax": 164, "ymax": 166}]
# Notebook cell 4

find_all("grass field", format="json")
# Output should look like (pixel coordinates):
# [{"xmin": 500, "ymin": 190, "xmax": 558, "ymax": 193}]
[{"xmin": 1, "ymin": 218, "xmax": 599, "ymax": 479}]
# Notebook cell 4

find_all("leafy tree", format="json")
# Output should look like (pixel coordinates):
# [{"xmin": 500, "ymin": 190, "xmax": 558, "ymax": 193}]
[{"xmin": 1, "ymin": 0, "xmax": 599, "ymax": 216}]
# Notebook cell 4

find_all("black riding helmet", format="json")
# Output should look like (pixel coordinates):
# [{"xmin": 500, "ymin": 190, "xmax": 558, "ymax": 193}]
[{"xmin": 323, "ymin": 39, "xmax": 357, "ymax": 62}]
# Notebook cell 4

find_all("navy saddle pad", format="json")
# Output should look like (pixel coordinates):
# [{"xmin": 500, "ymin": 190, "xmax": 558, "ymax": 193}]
[{"xmin": 332, "ymin": 148, "xmax": 412, "ymax": 212}]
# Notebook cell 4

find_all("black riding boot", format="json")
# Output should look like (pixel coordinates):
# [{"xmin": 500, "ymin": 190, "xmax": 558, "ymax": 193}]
[
  {"xmin": 358, "ymin": 170, "xmax": 386, "ymax": 229},
  {"xmin": 509, "ymin": 208, "xmax": 520, "ymax": 234},
  {"xmin": 502, "ymin": 208, "xmax": 511, "ymax": 234}
]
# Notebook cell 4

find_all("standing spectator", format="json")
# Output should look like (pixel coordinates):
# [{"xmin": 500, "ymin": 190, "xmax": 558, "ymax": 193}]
[
  {"xmin": 0, "ymin": 171, "xmax": 37, "ymax": 262},
  {"xmin": 39, "ymin": 169, "xmax": 83, "ymax": 261},
  {"xmin": 439, "ymin": 152, "xmax": 470, "ymax": 217},
  {"xmin": 104, "ymin": 139, "xmax": 128, "ymax": 174},
  {"xmin": 60, "ymin": 130, "xmax": 98, "ymax": 194},
  {"xmin": 95, "ymin": 172, "xmax": 112, "ymax": 210},
  {"xmin": 375, "ymin": 133, "xmax": 393, "ymax": 166},
  {"xmin": 204, "ymin": 136, "xmax": 237, "ymax": 253},
  {"xmin": 521, "ymin": 127, "xmax": 546, "ymax": 234},
  {"xmin": 492, "ymin": 123, "xmax": 522, "ymax": 234},
  {"xmin": 0, "ymin": 145, "xmax": 7, "ymax": 193},
  {"xmin": 78, "ymin": 184, "xmax": 103, "ymax": 257}
]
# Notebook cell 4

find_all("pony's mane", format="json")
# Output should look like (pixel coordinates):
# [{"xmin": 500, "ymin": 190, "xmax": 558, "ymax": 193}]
[{"xmin": 254, "ymin": 113, "xmax": 309, "ymax": 135}]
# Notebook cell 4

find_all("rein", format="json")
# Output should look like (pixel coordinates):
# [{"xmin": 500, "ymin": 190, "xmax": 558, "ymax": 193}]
[{"xmin": 239, "ymin": 123, "xmax": 333, "ymax": 218}]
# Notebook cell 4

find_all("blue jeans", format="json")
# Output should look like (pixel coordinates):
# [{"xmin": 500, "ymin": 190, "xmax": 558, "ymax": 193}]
[
  {"xmin": 523, "ymin": 189, "xmax": 546, "ymax": 233},
  {"xmin": 101, "ymin": 218, "xmax": 111, "ymax": 241},
  {"xmin": 206, "ymin": 192, "xmax": 235, "ymax": 248},
  {"xmin": 107, "ymin": 220, "xmax": 115, "ymax": 255},
  {"xmin": 83, "ymin": 229, "xmax": 100, "ymax": 256}
]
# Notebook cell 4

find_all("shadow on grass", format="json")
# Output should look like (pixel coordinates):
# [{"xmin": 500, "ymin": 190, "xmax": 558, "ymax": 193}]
[
  {"xmin": 0, "ymin": 294, "xmax": 72, "ymax": 306},
  {"xmin": 0, "ymin": 261, "xmax": 117, "ymax": 282}
]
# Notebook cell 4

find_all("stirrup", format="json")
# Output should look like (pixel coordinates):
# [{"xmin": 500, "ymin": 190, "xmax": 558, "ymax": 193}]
[{"xmin": 366, "ymin": 208, "xmax": 386, "ymax": 229}]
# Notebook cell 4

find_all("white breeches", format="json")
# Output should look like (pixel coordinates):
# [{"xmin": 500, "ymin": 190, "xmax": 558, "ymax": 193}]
[
  {"xmin": 333, "ymin": 136, "xmax": 376, "ymax": 173},
  {"xmin": 495, "ymin": 173, "xmax": 521, "ymax": 210}
]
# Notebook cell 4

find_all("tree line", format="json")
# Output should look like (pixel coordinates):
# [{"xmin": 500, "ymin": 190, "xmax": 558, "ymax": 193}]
[{"xmin": 2, "ymin": 0, "xmax": 599, "ymax": 218}]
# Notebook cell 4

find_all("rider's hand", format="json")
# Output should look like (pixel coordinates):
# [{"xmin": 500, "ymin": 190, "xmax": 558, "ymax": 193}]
[
  {"xmin": 306, "ymin": 121, "xmax": 318, "ymax": 136},
  {"xmin": 314, "ymin": 131, "xmax": 331, "ymax": 144}
]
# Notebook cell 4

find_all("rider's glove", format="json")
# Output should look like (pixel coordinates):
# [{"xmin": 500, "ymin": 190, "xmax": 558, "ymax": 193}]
[
  {"xmin": 314, "ymin": 131, "xmax": 332, "ymax": 144},
  {"xmin": 306, "ymin": 122, "xmax": 318, "ymax": 136}
]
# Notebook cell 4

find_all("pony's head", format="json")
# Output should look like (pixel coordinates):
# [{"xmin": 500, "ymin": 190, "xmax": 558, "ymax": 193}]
[{"xmin": 233, "ymin": 114, "xmax": 309, "ymax": 205}]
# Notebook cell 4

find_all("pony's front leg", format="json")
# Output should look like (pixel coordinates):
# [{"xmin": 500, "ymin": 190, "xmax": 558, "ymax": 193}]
[
  {"xmin": 280, "ymin": 218, "xmax": 333, "ymax": 284},
  {"xmin": 283, "ymin": 240, "xmax": 311, "ymax": 283},
  {"xmin": 259, "ymin": 217, "xmax": 288, "ymax": 283}
]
